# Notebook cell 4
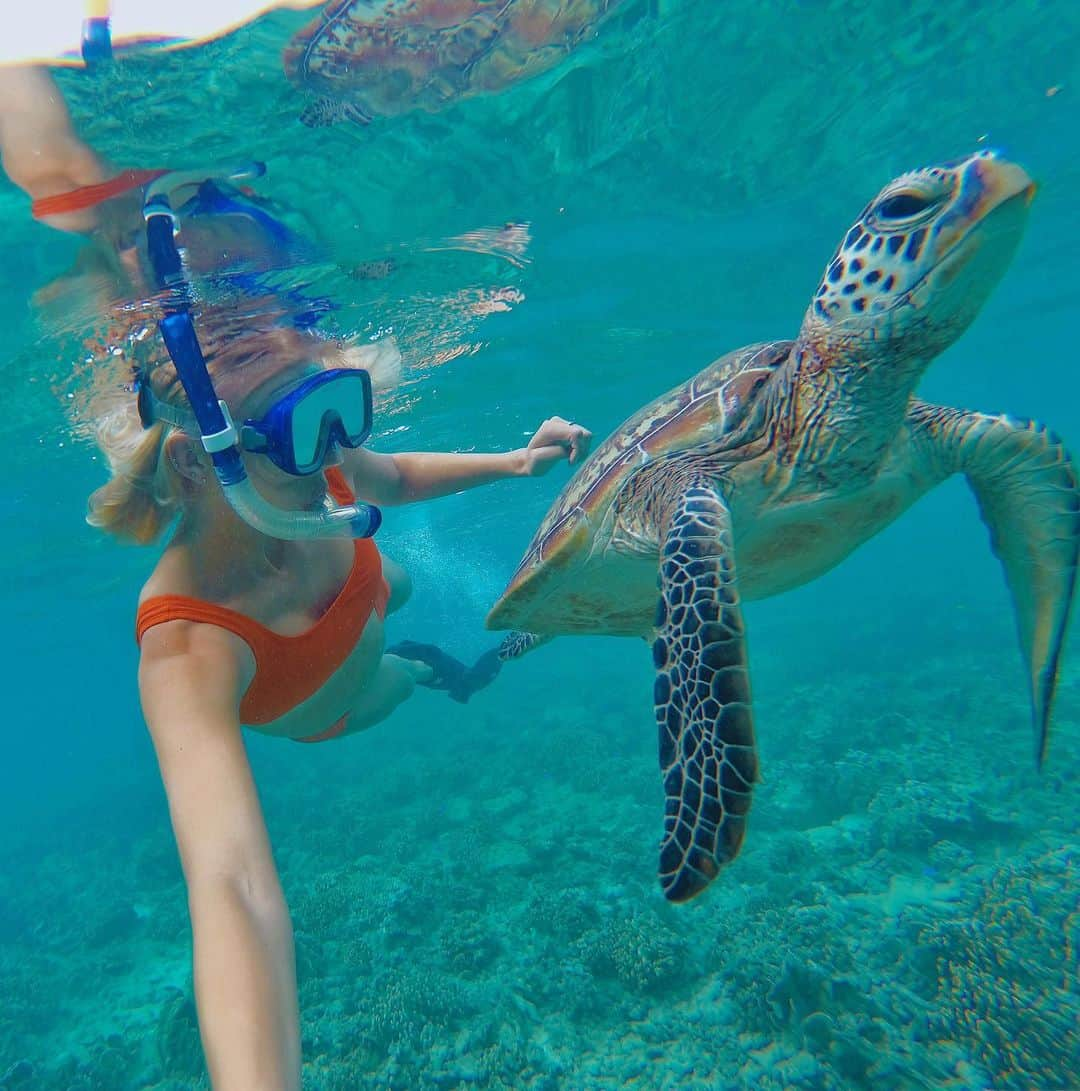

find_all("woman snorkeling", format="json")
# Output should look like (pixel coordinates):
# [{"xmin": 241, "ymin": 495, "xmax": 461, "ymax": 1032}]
[{"xmin": 0, "ymin": 65, "xmax": 591, "ymax": 1090}]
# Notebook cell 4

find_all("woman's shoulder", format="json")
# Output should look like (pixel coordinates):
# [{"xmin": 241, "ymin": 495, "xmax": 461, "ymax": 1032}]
[
  {"xmin": 136, "ymin": 553, "xmax": 256, "ymax": 699},
  {"xmin": 137, "ymin": 612, "xmax": 252, "ymax": 727},
  {"xmin": 138, "ymin": 541, "xmax": 203, "ymax": 606}
]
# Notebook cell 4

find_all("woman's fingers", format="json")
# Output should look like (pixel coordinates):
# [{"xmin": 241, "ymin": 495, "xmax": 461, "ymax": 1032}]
[
  {"xmin": 529, "ymin": 416, "xmax": 592, "ymax": 463},
  {"xmin": 567, "ymin": 423, "xmax": 592, "ymax": 463}
]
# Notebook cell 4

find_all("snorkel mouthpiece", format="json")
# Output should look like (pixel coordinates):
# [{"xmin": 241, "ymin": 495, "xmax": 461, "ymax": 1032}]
[
  {"xmin": 142, "ymin": 171, "xmax": 382, "ymax": 541},
  {"xmin": 224, "ymin": 477, "xmax": 382, "ymax": 540}
]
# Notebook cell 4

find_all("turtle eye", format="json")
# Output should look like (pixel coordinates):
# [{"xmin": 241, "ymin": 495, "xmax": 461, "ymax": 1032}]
[{"xmin": 876, "ymin": 191, "xmax": 936, "ymax": 219}]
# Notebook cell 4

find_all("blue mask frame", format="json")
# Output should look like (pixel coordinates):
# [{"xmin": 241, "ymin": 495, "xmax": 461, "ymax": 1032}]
[{"xmin": 240, "ymin": 367, "xmax": 374, "ymax": 477}]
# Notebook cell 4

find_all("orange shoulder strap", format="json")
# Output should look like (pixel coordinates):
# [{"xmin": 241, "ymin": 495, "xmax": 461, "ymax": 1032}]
[
  {"xmin": 32, "ymin": 168, "xmax": 166, "ymax": 220},
  {"xmin": 135, "ymin": 594, "xmax": 273, "ymax": 656}
]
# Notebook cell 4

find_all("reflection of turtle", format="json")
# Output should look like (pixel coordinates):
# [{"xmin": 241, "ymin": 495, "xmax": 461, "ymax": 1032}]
[
  {"xmin": 487, "ymin": 151, "xmax": 1079, "ymax": 902},
  {"xmin": 284, "ymin": 0, "xmax": 623, "ymax": 126}
]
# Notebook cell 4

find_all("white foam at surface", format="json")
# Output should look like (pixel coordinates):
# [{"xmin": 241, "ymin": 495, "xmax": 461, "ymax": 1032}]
[{"xmin": 0, "ymin": 0, "xmax": 321, "ymax": 65}]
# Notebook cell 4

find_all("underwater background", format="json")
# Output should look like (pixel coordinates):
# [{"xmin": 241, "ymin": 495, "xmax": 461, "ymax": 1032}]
[{"xmin": 0, "ymin": 0, "xmax": 1077, "ymax": 1087}]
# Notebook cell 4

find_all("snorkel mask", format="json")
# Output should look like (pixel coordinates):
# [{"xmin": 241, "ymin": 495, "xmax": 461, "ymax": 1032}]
[{"xmin": 140, "ymin": 165, "xmax": 381, "ymax": 540}]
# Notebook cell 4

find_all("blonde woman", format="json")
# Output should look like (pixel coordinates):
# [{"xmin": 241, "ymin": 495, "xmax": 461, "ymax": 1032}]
[{"xmin": 1, "ymin": 65, "xmax": 591, "ymax": 1090}]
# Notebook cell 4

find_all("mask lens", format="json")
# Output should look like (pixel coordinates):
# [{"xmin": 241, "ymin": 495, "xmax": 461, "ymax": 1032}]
[
  {"xmin": 330, "ymin": 378, "xmax": 373, "ymax": 442},
  {"xmin": 287, "ymin": 394, "xmax": 327, "ymax": 473},
  {"xmin": 285, "ymin": 371, "xmax": 372, "ymax": 474}
]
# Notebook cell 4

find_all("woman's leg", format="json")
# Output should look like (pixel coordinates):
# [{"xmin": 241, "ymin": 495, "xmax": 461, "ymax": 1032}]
[
  {"xmin": 381, "ymin": 555, "xmax": 412, "ymax": 614},
  {"xmin": 386, "ymin": 640, "xmax": 504, "ymax": 703},
  {"xmin": 336, "ymin": 653, "xmax": 431, "ymax": 734}
]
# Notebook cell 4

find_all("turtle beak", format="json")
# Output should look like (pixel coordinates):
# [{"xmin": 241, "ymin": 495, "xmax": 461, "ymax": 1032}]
[
  {"xmin": 933, "ymin": 154, "xmax": 1035, "ymax": 260},
  {"xmin": 975, "ymin": 155, "xmax": 1037, "ymax": 209}
]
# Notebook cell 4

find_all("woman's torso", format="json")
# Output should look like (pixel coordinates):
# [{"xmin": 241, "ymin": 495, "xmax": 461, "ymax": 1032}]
[{"xmin": 136, "ymin": 468, "xmax": 390, "ymax": 739}]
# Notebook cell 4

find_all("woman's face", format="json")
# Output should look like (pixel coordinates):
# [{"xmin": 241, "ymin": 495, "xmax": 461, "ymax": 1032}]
[{"xmin": 220, "ymin": 356, "xmax": 336, "ymax": 510}]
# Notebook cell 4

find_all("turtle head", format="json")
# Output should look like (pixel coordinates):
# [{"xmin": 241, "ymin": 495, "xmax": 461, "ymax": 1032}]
[{"xmin": 799, "ymin": 150, "xmax": 1036, "ymax": 364}]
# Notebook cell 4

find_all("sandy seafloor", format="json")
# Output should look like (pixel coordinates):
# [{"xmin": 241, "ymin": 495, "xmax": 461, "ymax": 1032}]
[{"xmin": 1, "ymin": 600, "xmax": 1075, "ymax": 1090}]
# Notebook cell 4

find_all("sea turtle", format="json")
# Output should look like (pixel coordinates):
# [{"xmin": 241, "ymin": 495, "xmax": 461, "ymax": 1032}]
[
  {"xmin": 486, "ymin": 150, "xmax": 1080, "ymax": 902},
  {"xmin": 283, "ymin": 0, "xmax": 624, "ymax": 126}
]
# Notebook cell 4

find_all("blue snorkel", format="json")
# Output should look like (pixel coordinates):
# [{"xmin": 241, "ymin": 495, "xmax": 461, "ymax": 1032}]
[
  {"xmin": 81, "ymin": 16, "xmax": 112, "ymax": 66},
  {"xmin": 141, "ymin": 168, "xmax": 381, "ymax": 541}
]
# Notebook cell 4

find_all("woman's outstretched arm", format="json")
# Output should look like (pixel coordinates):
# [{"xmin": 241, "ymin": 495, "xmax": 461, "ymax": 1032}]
[
  {"xmin": 139, "ymin": 621, "xmax": 301, "ymax": 1091},
  {"xmin": 348, "ymin": 415, "xmax": 593, "ymax": 505}
]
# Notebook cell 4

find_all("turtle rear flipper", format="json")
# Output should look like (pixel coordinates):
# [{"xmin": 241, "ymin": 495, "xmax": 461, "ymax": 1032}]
[
  {"xmin": 912, "ymin": 403, "xmax": 1080, "ymax": 766},
  {"xmin": 299, "ymin": 97, "xmax": 371, "ymax": 128},
  {"xmin": 654, "ymin": 481, "xmax": 758, "ymax": 902},
  {"xmin": 498, "ymin": 631, "xmax": 552, "ymax": 661}
]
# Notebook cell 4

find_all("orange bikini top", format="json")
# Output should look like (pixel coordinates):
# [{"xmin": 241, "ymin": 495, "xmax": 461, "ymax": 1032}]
[{"xmin": 135, "ymin": 468, "xmax": 390, "ymax": 724}]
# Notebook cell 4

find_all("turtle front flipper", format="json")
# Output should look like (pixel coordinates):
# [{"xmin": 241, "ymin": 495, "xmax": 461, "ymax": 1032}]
[
  {"xmin": 654, "ymin": 480, "xmax": 758, "ymax": 902},
  {"xmin": 911, "ymin": 402, "xmax": 1080, "ymax": 766}
]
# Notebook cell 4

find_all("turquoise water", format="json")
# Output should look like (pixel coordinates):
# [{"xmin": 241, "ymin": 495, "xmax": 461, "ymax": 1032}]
[{"xmin": 0, "ymin": 1, "xmax": 1078, "ymax": 1087}]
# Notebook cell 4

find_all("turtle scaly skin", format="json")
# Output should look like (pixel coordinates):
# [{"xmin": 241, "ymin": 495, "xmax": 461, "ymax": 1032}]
[{"xmin": 488, "ymin": 151, "xmax": 1079, "ymax": 902}]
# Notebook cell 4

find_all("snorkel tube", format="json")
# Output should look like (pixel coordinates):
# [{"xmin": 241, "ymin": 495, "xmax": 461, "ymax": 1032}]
[{"xmin": 142, "ymin": 168, "xmax": 381, "ymax": 541}]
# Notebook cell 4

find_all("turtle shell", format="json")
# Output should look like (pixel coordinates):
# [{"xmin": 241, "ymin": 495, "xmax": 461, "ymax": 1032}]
[
  {"xmin": 487, "ymin": 341, "xmax": 791, "ymax": 635},
  {"xmin": 284, "ymin": 0, "xmax": 623, "ymax": 123}
]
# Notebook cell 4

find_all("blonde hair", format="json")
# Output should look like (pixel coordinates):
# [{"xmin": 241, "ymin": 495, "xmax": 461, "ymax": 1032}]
[
  {"xmin": 86, "ymin": 375, "xmax": 184, "ymax": 544},
  {"xmin": 88, "ymin": 401, "xmax": 180, "ymax": 541},
  {"xmin": 86, "ymin": 320, "xmax": 355, "ymax": 544}
]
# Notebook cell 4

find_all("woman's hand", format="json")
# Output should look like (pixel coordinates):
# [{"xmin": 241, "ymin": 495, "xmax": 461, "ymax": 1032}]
[
  {"xmin": 521, "ymin": 416, "xmax": 593, "ymax": 477},
  {"xmin": 346, "ymin": 417, "xmax": 593, "ymax": 503}
]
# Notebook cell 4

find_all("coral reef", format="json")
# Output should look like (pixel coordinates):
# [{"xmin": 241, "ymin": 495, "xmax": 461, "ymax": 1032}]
[
  {"xmin": 0, "ymin": 624, "xmax": 1075, "ymax": 1089},
  {"xmin": 156, "ymin": 988, "xmax": 205, "ymax": 1084},
  {"xmin": 578, "ymin": 911, "xmax": 688, "ymax": 993},
  {"xmin": 912, "ymin": 845, "xmax": 1078, "ymax": 1090}
]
